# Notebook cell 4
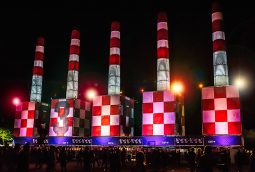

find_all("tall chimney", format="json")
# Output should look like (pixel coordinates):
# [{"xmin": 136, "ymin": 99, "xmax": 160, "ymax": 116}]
[
  {"xmin": 157, "ymin": 12, "xmax": 170, "ymax": 91},
  {"xmin": 30, "ymin": 37, "xmax": 45, "ymax": 102},
  {"xmin": 108, "ymin": 21, "xmax": 120, "ymax": 95},
  {"xmin": 212, "ymin": 1, "xmax": 229, "ymax": 86},
  {"xmin": 66, "ymin": 30, "xmax": 80, "ymax": 99}
]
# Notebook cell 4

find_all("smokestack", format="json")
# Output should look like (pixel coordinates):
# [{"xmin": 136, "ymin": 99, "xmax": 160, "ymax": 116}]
[
  {"xmin": 66, "ymin": 30, "xmax": 80, "ymax": 99},
  {"xmin": 212, "ymin": 1, "xmax": 229, "ymax": 86},
  {"xmin": 30, "ymin": 37, "xmax": 45, "ymax": 102},
  {"xmin": 157, "ymin": 12, "xmax": 170, "ymax": 91},
  {"xmin": 108, "ymin": 21, "xmax": 120, "ymax": 95}
]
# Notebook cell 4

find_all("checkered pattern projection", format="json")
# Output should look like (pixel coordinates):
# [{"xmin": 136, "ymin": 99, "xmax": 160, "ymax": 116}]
[
  {"xmin": 142, "ymin": 90, "xmax": 175, "ymax": 136},
  {"xmin": 49, "ymin": 99, "xmax": 91, "ymax": 137},
  {"xmin": 92, "ymin": 95, "xmax": 134, "ymax": 136},
  {"xmin": 202, "ymin": 86, "xmax": 242, "ymax": 135},
  {"xmin": 14, "ymin": 102, "xmax": 45, "ymax": 137}
]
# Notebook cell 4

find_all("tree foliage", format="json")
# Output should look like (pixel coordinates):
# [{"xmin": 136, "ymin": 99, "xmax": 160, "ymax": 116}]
[{"xmin": 0, "ymin": 128, "xmax": 13, "ymax": 145}]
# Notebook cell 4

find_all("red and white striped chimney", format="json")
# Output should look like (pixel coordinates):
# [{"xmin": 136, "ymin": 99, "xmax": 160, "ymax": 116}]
[
  {"xmin": 212, "ymin": 1, "xmax": 229, "ymax": 86},
  {"xmin": 30, "ymin": 37, "xmax": 45, "ymax": 103},
  {"xmin": 108, "ymin": 21, "xmax": 120, "ymax": 95},
  {"xmin": 157, "ymin": 12, "xmax": 170, "ymax": 91},
  {"xmin": 66, "ymin": 30, "xmax": 80, "ymax": 99}
]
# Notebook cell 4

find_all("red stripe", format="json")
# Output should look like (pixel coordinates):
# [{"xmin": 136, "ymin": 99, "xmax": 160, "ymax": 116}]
[
  {"xmin": 213, "ymin": 39, "xmax": 226, "ymax": 52},
  {"xmin": 68, "ymin": 61, "xmax": 79, "ymax": 71},
  {"xmin": 109, "ymin": 55, "xmax": 120, "ymax": 64},
  {"xmin": 111, "ymin": 21, "xmax": 120, "ymax": 31},
  {"xmin": 157, "ymin": 47, "xmax": 169, "ymax": 58},
  {"xmin": 110, "ymin": 38, "xmax": 120, "ymax": 48},
  {"xmin": 157, "ymin": 29, "xmax": 168, "ymax": 40},
  {"xmin": 37, "ymin": 37, "xmax": 45, "ymax": 46},
  {"xmin": 35, "ymin": 52, "xmax": 44, "ymax": 60},
  {"xmin": 33, "ymin": 66, "xmax": 43, "ymax": 75},
  {"xmin": 212, "ymin": 20, "xmax": 224, "ymax": 32},
  {"xmin": 157, "ymin": 12, "xmax": 167, "ymax": 22},
  {"xmin": 71, "ymin": 30, "xmax": 80, "ymax": 39},
  {"xmin": 70, "ymin": 45, "xmax": 80, "ymax": 55}
]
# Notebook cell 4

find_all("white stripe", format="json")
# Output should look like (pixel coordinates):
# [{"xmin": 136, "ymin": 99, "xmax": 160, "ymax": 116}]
[
  {"xmin": 110, "ymin": 47, "xmax": 120, "ymax": 55},
  {"xmin": 69, "ymin": 54, "xmax": 79, "ymax": 62},
  {"xmin": 71, "ymin": 39, "xmax": 80, "ymax": 46},
  {"xmin": 32, "ymin": 75, "xmax": 43, "ymax": 81},
  {"xmin": 35, "ymin": 46, "xmax": 44, "ymax": 53},
  {"xmin": 157, "ymin": 22, "xmax": 168, "ymax": 30},
  {"xmin": 157, "ymin": 40, "xmax": 169, "ymax": 48},
  {"xmin": 34, "ymin": 60, "xmax": 43, "ymax": 67},
  {"xmin": 212, "ymin": 31, "xmax": 225, "ymax": 41},
  {"xmin": 111, "ymin": 31, "xmax": 120, "ymax": 39},
  {"xmin": 212, "ymin": 12, "xmax": 223, "ymax": 22}
]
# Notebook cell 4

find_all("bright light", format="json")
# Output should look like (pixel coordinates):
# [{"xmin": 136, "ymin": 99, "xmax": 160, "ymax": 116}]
[
  {"xmin": 85, "ymin": 89, "xmax": 97, "ymax": 101},
  {"xmin": 171, "ymin": 82, "xmax": 184, "ymax": 95},
  {"xmin": 12, "ymin": 97, "xmax": 20, "ymax": 106},
  {"xmin": 198, "ymin": 83, "xmax": 204, "ymax": 89},
  {"xmin": 234, "ymin": 77, "xmax": 247, "ymax": 89},
  {"xmin": 140, "ymin": 88, "xmax": 144, "ymax": 93}
]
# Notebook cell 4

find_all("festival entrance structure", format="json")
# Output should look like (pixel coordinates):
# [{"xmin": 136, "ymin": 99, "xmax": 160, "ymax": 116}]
[{"xmin": 14, "ymin": 2, "xmax": 243, "ymax": 147}]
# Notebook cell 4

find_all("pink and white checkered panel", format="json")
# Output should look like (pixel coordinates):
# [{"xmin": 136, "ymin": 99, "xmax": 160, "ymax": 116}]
[
  {"xmin": 14, "ymin": 102, "xmax": 36, "ymax": 137},
  {"xmin": 142, "ymin": 90, "xmax": 175, "ymax": 136},
  {"xmin": 49, "ymin": 99, "xmax": 74, "ymax": 136},
  {"xmin": 202, "ymin": 86, "xmax": 242, "ymax": 135},
  {"xmin": 92, "ymin": 95, "xmax": 120, "ymax": 136}
]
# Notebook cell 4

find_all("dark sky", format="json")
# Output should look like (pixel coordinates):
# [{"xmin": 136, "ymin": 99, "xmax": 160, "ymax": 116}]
[{"xmin": 0, "ymin": 0, "xmax": 255, "ymax": 135}]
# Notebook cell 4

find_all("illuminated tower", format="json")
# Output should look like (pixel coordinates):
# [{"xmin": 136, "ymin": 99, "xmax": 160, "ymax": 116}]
[
  {"xmin": 108, "ymin": 21, "xmax": 121, "ymax": 95},
  {"xmin": 30, "ymin": 37, "xmax": 45, "ymax": 102},
  {"xmin": 49, "ymin": 30, "xmax": 91, "ymax": 137},
  {"xmin": 202, "ymin": 1, "xmax": 242, "ymax": 145},
  {"xmin": 14, "ymin": 37, "xmax": 50, "ymax": 138},
  {"xmin": 66, "ymin": 30, "xmax": 80, "ymax": 99},
  {"xmin": 157, "ymin": 12, "xmax": 170, "ymax": 91},
  {"xmin": 91, "ymin": 22, "xmax": 134, "ymax": 137},
  {"xmin": 212, "ymin": 1, "xmax": 229, "ymax": 86},
  {"xmin": 142, "ymin": 12, "xmax": 185, "ymax": 136}
]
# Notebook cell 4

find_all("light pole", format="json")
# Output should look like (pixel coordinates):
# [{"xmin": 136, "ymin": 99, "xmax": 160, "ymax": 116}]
[
  {"xmin": 234, "ymin": 76, "xmax": 248, "ymax": 147},
  {"xmin": 171, "ymin": 82, "xmax": 185, "ymax": 136}
]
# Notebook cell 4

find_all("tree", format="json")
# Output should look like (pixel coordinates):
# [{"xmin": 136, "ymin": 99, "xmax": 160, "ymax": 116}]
[{"xmin": 0, "ymin": 128, "xmax": 13, "ymax": 145}]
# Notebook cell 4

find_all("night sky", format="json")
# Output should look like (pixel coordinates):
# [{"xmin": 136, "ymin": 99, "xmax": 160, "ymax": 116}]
[{"xmin": 0, "ymin": 0, "xmax": 255, "ymax": 135}]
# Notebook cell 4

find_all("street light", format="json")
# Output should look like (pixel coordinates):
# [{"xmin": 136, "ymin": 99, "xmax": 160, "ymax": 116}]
[
  {"xmin": 140, "ymin": 88, "xmax": 144, "ymax": 93},
  {"xmin": 198, "ymin": 83, "xmax": 204, "ymax": 89},
  {"xmin": 85, "ymin": 88, "xmax": 97, "ymax": 101},
  {"xmin": 171, "ymin": 81, "xmax": 184, "ymax": 95},
  {"xmin": 234, "ymin": 77, "xmax": 247, "ymax": 90},
  {"xmin": 171, "ymin": 81, "xmax": 185, "ymax": 135},
  {"xmin": 12, "ymin": 97, "xmax": 21, "ymax": 106}
]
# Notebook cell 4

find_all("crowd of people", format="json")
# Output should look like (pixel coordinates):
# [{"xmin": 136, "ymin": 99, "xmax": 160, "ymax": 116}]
[{"xmin": 0, "ymin": 143, "xmax": 255, "ymax": 172}]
